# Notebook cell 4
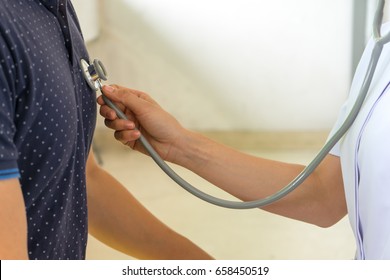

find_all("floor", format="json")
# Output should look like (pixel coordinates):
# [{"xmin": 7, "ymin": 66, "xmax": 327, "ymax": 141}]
[{"xmin": 86, "ymin": 130, "xmax": 356, "ymax": 260}]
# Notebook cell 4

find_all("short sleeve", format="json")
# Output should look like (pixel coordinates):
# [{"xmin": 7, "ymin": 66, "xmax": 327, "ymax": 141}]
[
  {"xmin": 327, "ymin": 28, "xmax": 380, "ymax": 158},
  {"xmin": 0, "ymin": 33, "xmax": 20, "ymax": 180}
]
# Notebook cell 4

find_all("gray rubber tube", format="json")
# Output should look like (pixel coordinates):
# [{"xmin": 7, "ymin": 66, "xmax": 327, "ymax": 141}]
[{"xmin": 100, "ymin": 0, "xmax": 388, "ymax": 209}]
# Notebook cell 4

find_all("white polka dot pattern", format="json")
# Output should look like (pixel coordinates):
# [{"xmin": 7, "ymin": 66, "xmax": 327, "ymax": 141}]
[{"xmin": 0, "ymin": 0, "xmax": 96, "ymax": 259}]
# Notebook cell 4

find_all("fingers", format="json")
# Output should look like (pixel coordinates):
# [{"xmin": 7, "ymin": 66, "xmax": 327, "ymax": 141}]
[
  {"xmin": 98, "ymin": 102, "xmax": 117, "ymax": 120},
  {"xmin": 101, "ymin": 85, "xmax": 159, "ymax": 116},
  {"xmin": 96, "ymin": 84, "xmax": 161, "ymax": 150},
  {"xmin": 97, "ymin": 86, "xmax": 138, "ymax": 122},
  {"xmin": 103, "ymin": 117, "xmax": 141, "ymax": 149},
  {"xmin": 111, "ymin": 84, "xmax": 159, "ymax": 106},
  {"xmin": 104, "ymin": 118, "xmax": 135, "ymax": 131},
  {"xmin": 98, "ymin": 90, "xmax": 139, "ymax": 141},
  {"xmin": 114, "ymin": 129, "xmax": 141, "ymax": 147}
]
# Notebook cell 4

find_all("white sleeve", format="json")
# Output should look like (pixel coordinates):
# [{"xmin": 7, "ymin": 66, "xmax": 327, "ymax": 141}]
[{"xmin": 326, "ymin": 27, "xmax": 379, "ymax": 157}]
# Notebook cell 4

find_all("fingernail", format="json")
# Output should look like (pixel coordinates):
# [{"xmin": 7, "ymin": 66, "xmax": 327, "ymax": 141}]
[
  {"xmin": 126, "ymin": 122, "xmax": 135, "ymax": 129},
  {"xmin": 104, "ymin": 85, "xmax": 115, "ymax": 93}
]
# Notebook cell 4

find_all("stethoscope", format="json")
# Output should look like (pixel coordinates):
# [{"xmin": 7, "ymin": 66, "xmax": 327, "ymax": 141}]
[{"xmin": 81, "ymin": 0, "xmax": 390, "ymax": 210}]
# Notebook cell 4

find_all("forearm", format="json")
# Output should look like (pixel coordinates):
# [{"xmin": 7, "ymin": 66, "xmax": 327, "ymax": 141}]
[
  {"xmin": 98, "ymin": 85, "xmax": 346, "ymax": 227},
  {"xmin": 86, "ymin": 159, "xmax": 212, "ymax": 259},
  {"xmin": 0, "ymin": 179, "xmax": 29, "ymax": 259},
  {"xmin": 173, "ymin": 131, "xmax": 346, "ymax": 227}
]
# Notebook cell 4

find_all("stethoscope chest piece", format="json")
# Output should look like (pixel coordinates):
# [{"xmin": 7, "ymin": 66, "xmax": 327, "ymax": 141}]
[{"xmin": 81, "ymin": 58, "xmax": 108, "ymax": 91}]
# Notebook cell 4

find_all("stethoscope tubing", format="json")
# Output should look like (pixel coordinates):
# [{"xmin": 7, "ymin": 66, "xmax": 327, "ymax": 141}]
[{"xmin": 90, "ymin": 0, "xmax": 388, "ymax": 209}]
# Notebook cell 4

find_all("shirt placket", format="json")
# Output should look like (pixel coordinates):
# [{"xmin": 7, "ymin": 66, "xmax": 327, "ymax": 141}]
[{"xmin": 40, "ymin": 0, "xmax": 74, "ymax": 63}]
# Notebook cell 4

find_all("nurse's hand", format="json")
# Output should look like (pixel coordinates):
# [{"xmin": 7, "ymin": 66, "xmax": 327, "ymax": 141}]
[{"xmin": 98, "ymin": 85, "xmax": 187, "ymax": 162}]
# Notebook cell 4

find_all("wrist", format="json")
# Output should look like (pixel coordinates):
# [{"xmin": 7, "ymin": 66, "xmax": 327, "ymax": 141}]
[{"xmin": 171, "ymin": 130, "xmax": 210, "ymax": 171}]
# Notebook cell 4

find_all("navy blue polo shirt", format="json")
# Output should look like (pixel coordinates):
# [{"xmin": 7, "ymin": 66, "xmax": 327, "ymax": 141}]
[{"xmin": 0, "ymin": 0, "xmax": 96, "ymax": 259}]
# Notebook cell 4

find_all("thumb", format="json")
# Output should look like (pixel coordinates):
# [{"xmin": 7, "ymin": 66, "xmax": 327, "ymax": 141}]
[{"xmin": 102, "ymin": 85, "xmax": 151, "ymax": 116}]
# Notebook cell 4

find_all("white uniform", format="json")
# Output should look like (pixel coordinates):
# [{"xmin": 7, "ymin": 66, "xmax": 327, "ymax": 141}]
[{"xmin": 329, "ymin": 23, "xmax": 390, "ymax": 259}]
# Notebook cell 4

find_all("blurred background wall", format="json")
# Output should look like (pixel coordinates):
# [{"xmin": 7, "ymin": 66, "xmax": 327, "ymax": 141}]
[{"xmin": 72, "ymin": 0, "xmax": 388, "ymax": 132}]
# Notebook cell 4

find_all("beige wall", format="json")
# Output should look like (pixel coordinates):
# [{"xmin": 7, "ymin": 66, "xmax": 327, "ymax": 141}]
[{"xmin": 77, "ymin": 0, "xmax": 354, "ymax": 131}]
